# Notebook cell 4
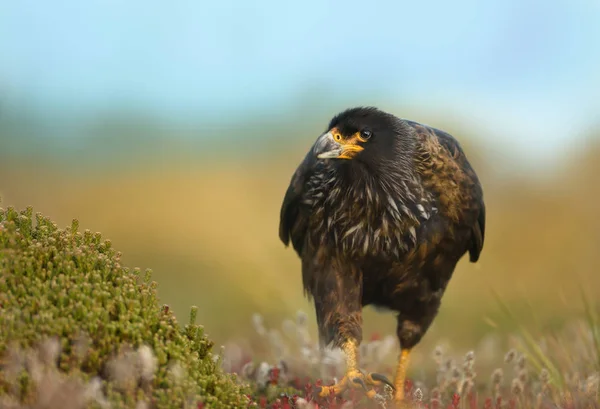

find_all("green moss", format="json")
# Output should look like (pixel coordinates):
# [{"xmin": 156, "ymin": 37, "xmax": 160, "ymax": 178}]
[{"xmin": 0, "ymin": 205, "xmax": 250, "ymax": 408}]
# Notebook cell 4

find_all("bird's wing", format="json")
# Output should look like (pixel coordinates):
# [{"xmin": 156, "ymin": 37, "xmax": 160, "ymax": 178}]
[
  {"xmin": 432, "ymin": 127, "xmax": 486, "ymax": 262},
  {"xmin": 279, "ymin": 149, "xmax": 318, "ymax": 255},
  {"xmin": 469, "ymin": 201, "xmax": 485, "ymax": 262},
  {"xmin": 408, "ymin": 120, "xmax": 486, "ymax": 263}
]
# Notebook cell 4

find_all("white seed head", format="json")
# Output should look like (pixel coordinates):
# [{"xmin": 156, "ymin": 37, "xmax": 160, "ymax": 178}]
[
  {"xmin": 296, "ymin": 310, "xmax": 308, "ymax": 327},
  {"xmin": 38, "ymin": 337, "xmax": 61, "ymax": 367},
  {"xmin": 516, "ymin": 354, "xmax": 527, "ymax": 370},
  {"xmin": 451, "ymin": 366, "xmax": 461, "ymax": 380},
  {"xmin": 252, "ymin": 313, "xmax": 266, "ymax": 336},
  {"xmin": 137, "ymin": 344, "xmax": 157, "ymax": 382},
  {"xmin": 294, "ymin": 398, "xmax": 309, "ymax": 409},
  {"xmin": 584, "ymin": 373, "xmax": 599, "ymax": 396},
  {"xmin": 504, "ymin": 349, "xmax": 517, "ymax": 364},
  {"xmin": 511, "ymin": 378, "xmax": 524, "ymax": 395},
  {"xmin": 518, "ymin": 368, "xmax": 528, "ymax": 384},
  {"xmin": 433, "ymin": 346, "xmax": 444, "ymax": 365},
  {"xmin": 241, "ymin": 361, "xmax": 255, "ymax": 380},
  {"xmin": 491, "ymin": 368, "xmax": 504, "ymax": 385},
  {"xmin": 255, "ymin": 362, "xmax": 271, "ymax": 389},
  {"xmin": 460, "ymin": 378, "xmax": 474, "ymax": 395},
  {"xmin": 84, "ymin": 377, "xmax": 110, "ymax": 408}
]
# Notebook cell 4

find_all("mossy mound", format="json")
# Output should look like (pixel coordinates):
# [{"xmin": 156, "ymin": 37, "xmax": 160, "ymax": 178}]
[{"xmin": 0, "ymin": 205, "xmax": 250, "ymax": 408}]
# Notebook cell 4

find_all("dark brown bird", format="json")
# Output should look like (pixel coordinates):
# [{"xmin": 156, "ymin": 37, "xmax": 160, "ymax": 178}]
[{"xmin": 279, "ymin": 107, "xmax": 485, "ymax": 404}]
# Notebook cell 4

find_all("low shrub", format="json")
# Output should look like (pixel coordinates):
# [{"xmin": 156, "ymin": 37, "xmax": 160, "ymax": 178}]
[{"xmin": 0, "ymin": 205, "xmax": 250, "ymax": 409}]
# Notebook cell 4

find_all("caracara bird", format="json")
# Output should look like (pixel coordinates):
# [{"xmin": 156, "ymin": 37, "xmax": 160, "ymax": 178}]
[{"xmin": 279, "ymin": 107, "xmax": 485, "ymax": 404}]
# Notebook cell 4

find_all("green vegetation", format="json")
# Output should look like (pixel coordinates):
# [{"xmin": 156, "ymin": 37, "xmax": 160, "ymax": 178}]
[{"xmin": 0, "ymin": 205, "xmax": 250, "ymax": 408}]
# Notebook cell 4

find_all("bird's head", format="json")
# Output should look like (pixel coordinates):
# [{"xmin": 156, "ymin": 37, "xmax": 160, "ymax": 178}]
[{"xmin": 312, "ymin": 107, "xmax": 413, "ymax": 171}]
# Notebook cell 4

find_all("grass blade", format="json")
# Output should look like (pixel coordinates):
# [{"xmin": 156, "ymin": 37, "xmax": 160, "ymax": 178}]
[
  {"xmin": 579, "ymin": 284, "xmax": 600, "ymax": 370},
  {"xmin": 491, "ymin": 289, "xmax": 565, "ymax": 389}
]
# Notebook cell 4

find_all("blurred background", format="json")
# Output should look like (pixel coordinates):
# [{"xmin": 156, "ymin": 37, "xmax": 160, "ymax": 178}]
[{"xmin": 1, "ymin": 1, "xmax": 599, "ymax": 356}]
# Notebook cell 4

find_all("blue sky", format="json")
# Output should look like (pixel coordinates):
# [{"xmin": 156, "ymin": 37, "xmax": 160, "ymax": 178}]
[{"xmin": 1, "ymin": 0, "xmax": 599, "ymax": 163}]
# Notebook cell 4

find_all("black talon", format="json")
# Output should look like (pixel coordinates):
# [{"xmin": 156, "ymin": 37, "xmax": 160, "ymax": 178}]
[
  {"xmin": 370, "ymin": 373, "xmax": 396, "ymax": 391},
  {"xmin": 352, "ymin": 377, "xmax": 369, "ymax": 391}
]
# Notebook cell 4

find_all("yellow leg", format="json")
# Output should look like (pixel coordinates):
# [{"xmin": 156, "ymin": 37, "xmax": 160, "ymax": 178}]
[
  {"xmin": 317, "ymin": 339, "xmax": 394, "ymax": 399},
  {"xmin": 393, "ymin": 348, "xmax": 411, "ymax": 403},
  {"xmin": 343, "ymin": 338, "xmax": 359, "ymax": 372}
]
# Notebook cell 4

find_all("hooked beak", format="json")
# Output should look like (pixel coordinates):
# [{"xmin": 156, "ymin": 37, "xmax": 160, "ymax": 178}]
[
  {"xmin": 313, "ymin": 131, "xmax": 364, "ymax": 160},
  {"xmin": 313, "ymin": 132, "xmax": 342, "ymax": 159}
]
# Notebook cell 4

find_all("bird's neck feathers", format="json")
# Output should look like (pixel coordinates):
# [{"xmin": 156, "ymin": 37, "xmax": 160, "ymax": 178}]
[{"xmin": 336, "ymin": 144, "xmax": 419, "ymax": 209}]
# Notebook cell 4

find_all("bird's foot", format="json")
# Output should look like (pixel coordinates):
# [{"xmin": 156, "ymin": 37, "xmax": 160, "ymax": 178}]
[{"xmin": 316, "ymin": 369, "xmax": 395, "ymax": 400}]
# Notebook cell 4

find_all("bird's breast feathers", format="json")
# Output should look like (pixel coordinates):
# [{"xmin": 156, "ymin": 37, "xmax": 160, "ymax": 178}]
[{"xmin": 301, "ymin": 163, "xmax": 437, "ymax": 259}]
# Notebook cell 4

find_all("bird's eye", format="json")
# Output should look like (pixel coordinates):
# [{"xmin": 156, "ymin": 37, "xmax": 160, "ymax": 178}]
[{"xmin": 360, "ymin": 130, "xmax": 372, "ymax": 140}]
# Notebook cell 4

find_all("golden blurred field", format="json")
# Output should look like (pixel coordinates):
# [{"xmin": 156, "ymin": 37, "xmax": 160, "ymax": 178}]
[{"xmin": 1, "ymin": 118, "xmax": 599, "ymax": 359}]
